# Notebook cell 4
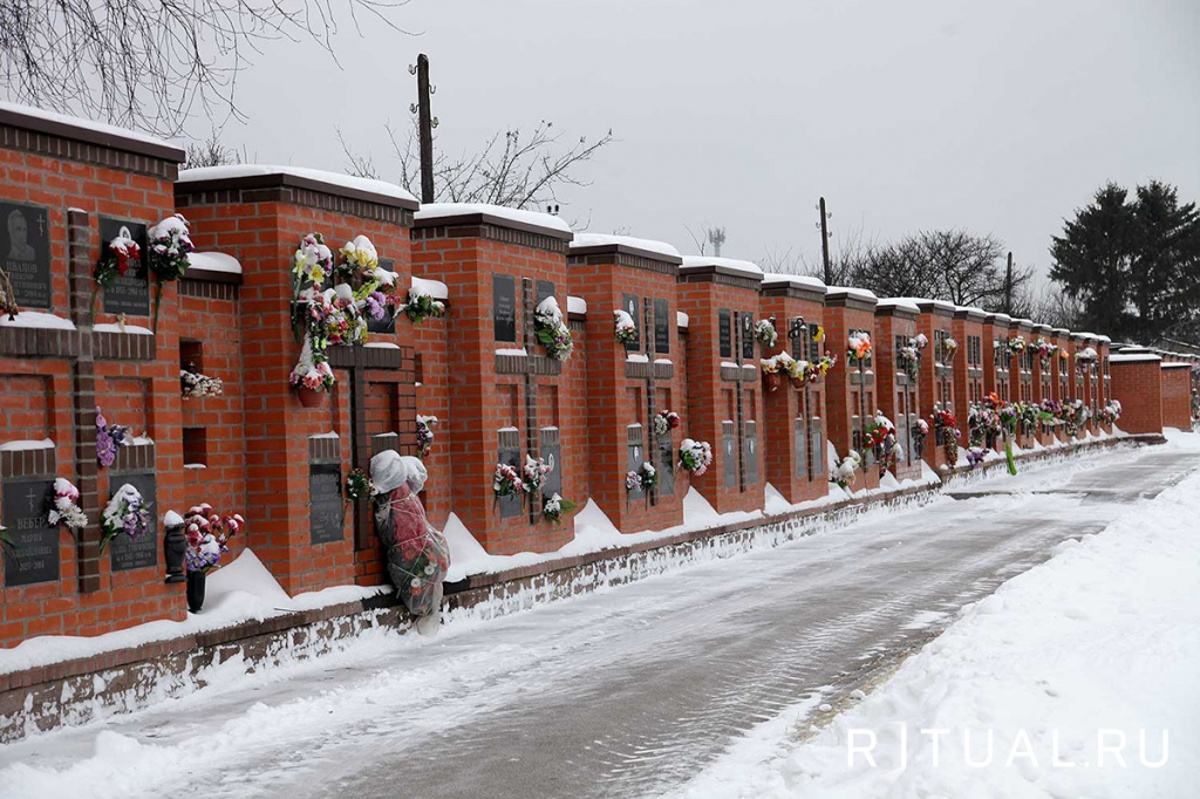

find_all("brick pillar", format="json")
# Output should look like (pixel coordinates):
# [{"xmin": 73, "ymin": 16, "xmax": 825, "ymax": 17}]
[{"xmin": 1109, "ymin": 354, "xmax": 1163, "ymax": 434}]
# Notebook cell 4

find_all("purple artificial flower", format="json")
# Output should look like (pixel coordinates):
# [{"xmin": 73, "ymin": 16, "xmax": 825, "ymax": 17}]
[{"xmin": 366, "ymin": 291, "xmax": 386, "ymax": 321}]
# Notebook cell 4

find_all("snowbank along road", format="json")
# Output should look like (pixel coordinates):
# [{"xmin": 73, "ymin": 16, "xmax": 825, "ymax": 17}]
[{"xmin": 1, "ymin": 440, "xmax": 1197, "ymax": 799}]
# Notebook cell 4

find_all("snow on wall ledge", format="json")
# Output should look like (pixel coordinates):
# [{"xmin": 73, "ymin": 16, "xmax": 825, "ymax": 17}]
[
  {"xmin": 177, "ymin": 164, "xmax": 417, "ymax": 204},
  {"xmin": 414, "ymin": 202, "xmax": 572, "ymax": 234}
]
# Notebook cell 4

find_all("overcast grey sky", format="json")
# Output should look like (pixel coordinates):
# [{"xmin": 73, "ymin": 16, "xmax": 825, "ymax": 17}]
[{"xmin": 224, "ymin": 0, "xmax": 1199, "ymax": 281}]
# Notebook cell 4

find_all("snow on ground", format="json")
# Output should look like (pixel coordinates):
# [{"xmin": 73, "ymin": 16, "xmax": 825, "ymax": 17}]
[{"xmin": 674, "ymin": 432, "xmax": 1200, "ymax": 799}]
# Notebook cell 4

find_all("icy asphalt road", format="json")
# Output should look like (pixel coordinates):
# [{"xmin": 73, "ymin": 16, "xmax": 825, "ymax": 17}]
[{"xmin": 3, "ymin": 441, "xmax": 1199, "ymax": 799}]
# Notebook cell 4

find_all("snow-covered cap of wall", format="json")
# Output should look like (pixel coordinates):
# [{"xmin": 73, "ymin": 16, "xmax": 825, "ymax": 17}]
[
  {"xmin": 886, "ymin": 297, "xmax": 956, "ymax": 314},
  {"xmin": 567, "ymin": 296, "xmax": 587, "ymax": 316},
  {"xmin": 1013, "ymin": 317, "xmax": 1036, "ymax": 327},
  {"xmin": 1110, "ymin": 352, "xmax": 1161, "ymax": 363},
  {"xmin": 0, "ymin": 311, "xmax": 76, "ymax": 330},
  {"xmin": 411, "ymin": 276, "xmax": 448, "ymax": 300},
  {"xmin": 760, "ymin": 274, "xmax": 827, "ymax": 292},
  {"xmin": 177, "ymin": 165, "xmax": 417, "ymax": 204},
  {"xmin": 677, "ymin": 311, "xmax": 689, "ymax": 328},
  {"xmin": 955, "ymin": 304, "xmax": 988, "ymax": 318},
  {"xmin": 569, "ymin": 233, "xmax": 680, "ymax": 261},
  {"xmin": 825, "ymin": 285, "xmax": 878, "ymax": 302},
  {"xmin": 1161, "ymin": 361, "xmax": 1192, "ymax": 369},
  {"xmin": 875, "ymin": 298, "xmax": 922, "ymax": 314},
  {"xmin": 187, "ymin": 251, "xmax": 242, "ymax": 275},
  {"xmin": 414, "ymin": 203, "xmax": 572, "ymax": 235},
  {"xmin": 1051, "ymin": 327, "xmax": 1071, "ymax": 336},
  {"xmin": 1077, "ymin": 331, "xmax": 1100, "ymax": 341},
  {"xmin": 680, "ymin": 256, "xmax": 763, "ymax": 279},
  {"xmin": 0, "ymin": 100, "xmax": 182, "ymax": 158},
  {"xmin": 1097, "ymin": 334, "xmax": 1112, "ymax": 343},
  {"xmin": 984, "ymin": 312, "xmax": 1013, "ymax": 324}
]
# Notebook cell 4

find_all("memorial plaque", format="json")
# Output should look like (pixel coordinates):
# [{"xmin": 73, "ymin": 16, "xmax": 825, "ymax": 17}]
[
  {"xmin": 656, "ymin": 433, "xmax": 674, "ymax": 496},
  {"xmin": 654, "ymin": 299, "xmax": 670, "ymax": 354},
  {"xmin": 795, "ymin": 417, "xmax": 807, "ymax": 480},
  {"xmin": 498, "ymin": 441, "xmax": 523, "ymax": 519},
  {"xmin": 366, "ymin": 258, "xmax": 397, "ymax": 334},
  {"xmin": 626, "ymin": 425, "xmax": 645, "ymax": 500},
  {"xmin": 539, "ymin": 428, "xmax": 561, "ymax": 503},
  {"xmin": 743, "ymin": 421, "xmax": 758, "ymax": 484},
  {"xmin": 809, "ymin": 421, "xmax": 824, "ymax": 478},
  {"xmin": 722, "ymin": 421, "xmax": 737, "ymax": 488},
  {"xmin": 99, "ymin": 217, "xmax": 150, "ymax": 316},
  {"xmin": 622, "ymin": 293, "xmax": 639, "ymax": 352},
  {"xmin": 741, "ymin": 312, "xmax": 755, "ymax": 360},
  {"xmin": 109, "ymin": 472, "xmax": 158, "ymax": 571},
  {"xmin": 309, "ymin": 462, "xmax": 344, "ymax": 544},
  {"xmin": 493, "ymin": 273, "xmax": 517, "ymax": 342},
  {"xmin": 2, "ymin": 479, "xmax": 58, "ymax": 586},
  {"xmin": 536, "ymin": 280, "xmax": 555, "ymax": 306},
  {"xmin": 809, "ymin": 323, "xmax": 822, "ymax": 362},
  {"xmin": 0, "ymin": 202, "xmax": 51, "ymax": 309},
  {"xmin": 718, "ymin": 309, "xmax": 732, "ymax": 358}
]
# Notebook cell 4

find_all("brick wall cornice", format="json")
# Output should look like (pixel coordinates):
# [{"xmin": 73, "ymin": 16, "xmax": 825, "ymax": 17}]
[
  {"xmin": 0, "ymin": 120, "xmax": 181, "ymax": 179},
  {"xmin": 567, "ymin": 250, "xmax": 680, "ymax": 276},
  {"xmin": 676, "ymin": 266, "xmax": 762, "ymax": 292},
  {"xmin": 175, "ymin": 177, "xmax": 416, "ymax": 225},
  {"xmin": 413, "ymin": 216, "xmax": 570, "ymax": 253}
]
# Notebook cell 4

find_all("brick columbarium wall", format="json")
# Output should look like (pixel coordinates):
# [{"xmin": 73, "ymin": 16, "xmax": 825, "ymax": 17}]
[
  {"xmin": 411, "ymin": 204, "xmax": 582, "ymax": 555},
  {"xmin": 952, "ymin": 306, "xmax": 986, "ymax": 426},
  {"xmin": 1012, "ymin": 318, "xmax": 1036, "ymax": 447},
  {"xmin": 823, "ymin": 287, "xmax": 882, "ymax": 490},
  {"xmin": 914, "ymin": 299, "xmax": 957, "ymax": 471},
  {"xmin": 759, "ymin": 275, "xmax": 828, "ymax": 504},
  {"xmin": 1161, "ymin": 363, "xmax": 1192, "ymax": 430},
  {"xmin": 983, "ymin": 313, "xmax": 1013, "ymax": 406},
  {"xmin": 1109, "ymin": 351, "xmax": 1163, "ymax": 435},
  {"xmin": 874, "ymin": 300, "xmax": 923, "ymax": 482},
  {"xmin": 676, "ymin": 257, "xmax": 766, "ymax": 514},
  {"xmin": 175, "ymin": 165, "xmax": 420, "ymax": 592},
  {"xmin": 566, "ymin": 234, "xmax": 686, "ymax": 534},
  {"xmin": 0, "ymin": 103, "xmax": 189, "ymax": 645}
]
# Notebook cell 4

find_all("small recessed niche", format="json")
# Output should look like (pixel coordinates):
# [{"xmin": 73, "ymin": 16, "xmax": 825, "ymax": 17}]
[
  {"xmin": 183, "ymin": 427, "xmax": 207, "ymax": 466},
  {"xmin": 180, "ymin": 339, "xmax": 204, "ymax": 373}
]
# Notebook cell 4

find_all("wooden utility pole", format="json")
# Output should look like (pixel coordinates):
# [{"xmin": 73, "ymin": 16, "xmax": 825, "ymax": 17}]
[
  {"xmin": 1004, "ymin": 251, "xmax": 1014, "ymax": 313},
  {"xmin": 819, "ymin": 197, "xmax": 832, "ymax": 285},
  {"xmin": 416, "ymin": 53, "xmax": 435, "ymax": 204}
]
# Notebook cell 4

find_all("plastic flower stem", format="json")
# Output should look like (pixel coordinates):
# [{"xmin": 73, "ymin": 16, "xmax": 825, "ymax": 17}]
[{"xmin": 1004, "ymin": 437, "xmax": 1017, "ymax": 476}]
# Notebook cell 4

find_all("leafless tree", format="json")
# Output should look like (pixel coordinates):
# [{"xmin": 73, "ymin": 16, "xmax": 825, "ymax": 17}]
[
  {"xmin": 183, "ymin": 132, "xmax": 246, "ymax": 169},
  {"xmin": 760, "ymin": 224, "xmax": 873, "ymax": 287},
  {"xmin": 1031, "ymin": 282, "xmax": 1087, "ymax": 329},
  {"xmin": 0, "ymin": 0, "xmax": 411, "ymax": 136},
  {"xmin": 340, "ymin": 120, "xmax": 614, "ymax": 211}
]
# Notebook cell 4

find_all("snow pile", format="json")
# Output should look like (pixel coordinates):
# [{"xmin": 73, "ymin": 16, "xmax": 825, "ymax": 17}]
[{"xmin": 681, "ymin": 442, "xmax": 1200, "ymax": 798}]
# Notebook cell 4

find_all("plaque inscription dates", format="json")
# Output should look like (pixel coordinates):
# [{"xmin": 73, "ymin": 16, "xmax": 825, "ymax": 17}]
[
  {"xmin": 2, "ymin": 478, "xmax": 58, "ymax": 586},
  {"xmin": 0, "ymin": 201, "xmax": 52, "ymax": 309},
  {"xmin": 493, "ymin": 273, "xmax": 517, "ymax": 342},
  {"xmin": 100, "ymin": 217, "xmax": 150, "ymax": 317},
  {"xmin": 109, "ymin": 472, "xmax": 158, "ymax": 571},
  {"xmin": 741, "ymin": 313, "xmax": 754, "ymax": 360},
  {"xmin": 309, "ymin": 463, "xmax": 344, "ymax": 544}
]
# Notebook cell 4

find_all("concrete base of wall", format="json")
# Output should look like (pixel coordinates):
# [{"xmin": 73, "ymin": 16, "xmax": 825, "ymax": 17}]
[{"xmin": 0, "ymin": 434, "xmax": 1165, "ymax": 743}]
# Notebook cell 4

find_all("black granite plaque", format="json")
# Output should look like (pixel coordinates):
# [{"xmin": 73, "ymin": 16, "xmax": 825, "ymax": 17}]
[
  {"xmin": 654, "ymin": 299, "xmax": 670, "ymax": 354},
  {"xmin": 810, "ymin": 421, "xmax": 824, "ymax": 477},
  {"xmin": 540, "ymin": 428, "xmax": 561, "ymax": 503},
  {"xmin": 366, "ymin": 258, "xmax": 397, "ymax": 334},
  {"xmin": 722, "ymin": 422, "xmax": 737, "ymax": 488},
  {"xmin": 626, "ymin": 426, "xmax": 645, "ymax": 500},
  {"xmin": 744, "ymin": 421, "xmax": 758, "ymax": 484},
  {"xmin": 656, "ymin": 433, "xmax": 674, "ymax": 497},
  {"xmin": 100, "ymin": 217, "xmax": 150, "ymax": 317},
  {"xmin": 498, "ymin": 442, "xmax": 523, "ymax": 519},
  {"xmin": 109, "ymin": 472, "xmax": 158, "ymax": 571},
  {"xmin": 309, "ymin": 463, "xmax": 344, "ymax": 544},
  {"xmin": 741, "ymin": 312, "xmax": 755, "ymax": 360},
  {"xmin": 0, "ymin": 202, "xmax": 51, "ymax": 309},
  {"xmin": 809, "ymin": 323, "xmax": 822, "ymax": 362},
  {"xmin": 536, "ymin": 280, "xmax": 555, "ymax": 306},
  {"xmin": 718, "ymin": 309, "xmax": 732, "ymax": 358},
  {"xmin": 622, "ymin": 293, "xmax": 639, "ymax": 352},
  {"xmin": 795, "ymin": 417, "xmax": 808, "ymax": 480},
  {"xmin": 2, "ymin": 479, "xmax": 58, "ymax": 586},
  {"xmin": 493, "ymin": 273, "xmax": 517, "ymax": 342}
]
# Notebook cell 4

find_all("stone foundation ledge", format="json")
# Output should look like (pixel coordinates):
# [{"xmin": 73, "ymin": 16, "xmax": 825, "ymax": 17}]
[{"xmin": 0, "ymin": 434, "xmax": 1163, "ymax": 743}]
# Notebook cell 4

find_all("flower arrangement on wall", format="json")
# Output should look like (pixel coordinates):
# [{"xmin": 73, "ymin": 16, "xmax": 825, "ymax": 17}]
[
  {"xmin": 542, "ymin": 493, "xmax": 579, "ymax": 523},
  {"xmin": 345, "ymin": 468, "xmax": 373, "ymax": 502},
  {"xmin": 416, "ymin": 414, "xmax": 439, "ymax": 459},
  {"xmin": 522, "ymin": 455, "xmax": 552, "ymax": 497},
  {"xmin": 847, "ymin": 331, "xmax": 872, "ymax": 365},
  {"xmin": 1097, "ymin": 400, "xmax": 1123, "ymax": 426},
  {"xmin": 626, "ymin": 461, "xmax": 657, "ymax": 493},
  {"xmin": 1059, "ymin": 349, "xmax": 1070, "ymax": 363},
  {"xmin": 614, "ymin": 309, "xmax": 637, "ymax": 344},
  {"xmin": 863, "ymin": 412, "xmax": 898, "ymax": 475},
  {"xmin": 400, "ymin": 286, "xmax": 446, "ymax": 324},
  {"xmin": 1075, "ymin": 346, "xmax": 1098, "ymax": 362},
  {"xmin": 47, "ymin": 478, "xmax": 87, "ymax": 532},
  {"xmin": 493, "ymin": 462, "xmax": 524, "ymax": 499},
  {"xmin": 1007, "ymin": 335, "xmax": 1028, "ymax": 355},
  {"xmin": 930, "ymin": 406, "xmax": 960, "ymax": 465},
  {"xmin": 754, "ymin": 319, "xmax": 778, "ymax": 348},
  {"xmin": 95, "ymin": 406, "xmax": 131, "ymax": 468},
  {"xmin": 760, "ymin": 352, "xmax": 798, "ymax": 391},
  {"xmin": 1033, "ymin": 337, "xmax": 1058, "ymax": 359},
  {"xmin": 181, "ymin": 364, "xmax": 224, "ymax": 399},
  {"xmin": 147, "ymin": 213, "xmax": 195, "ymax": 327},
  {"xmin": 897, "ymin": 335, "xmax": 927, "ymax": 381},
  {"xmin": 831, "ymin": 449, "xmax": 862, "ymax": 489},
  {"xmin": 943, "ymin": 337, "xmax": 959, "ymax": 359},
  {"xmin": 184, "ymin": 504, "xmax": 243, "ymax": 572},
  {"xmin": 94, "ymin": 228, "xmax": 141, "ymax": 290},
  {"xmin": 912, "ymin": 417, "xmax": 929, "ymax": 459},
  {"xmin": 100, "ymin": 483, "xmax": 150, "ymax": 553},
  {"xmin": 534, "ymin": 296, "xmax": 573, "ymax": 361},
  {"xmin": 678, "ymin": 438, "xmax": 713, "ymax": 476},
  {"xmin": 653, "ymin": 409, "xmax": 681, "ymax": 438}
]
